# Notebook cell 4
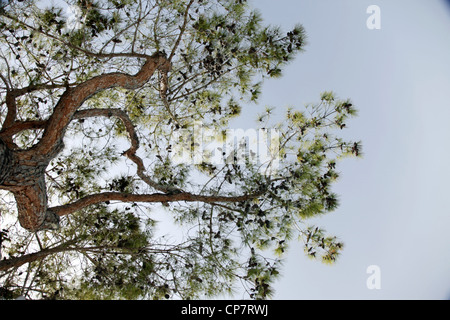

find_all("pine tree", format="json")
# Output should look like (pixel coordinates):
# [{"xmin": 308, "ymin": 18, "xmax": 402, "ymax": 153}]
[{"xmin": 0, "ymin": 0, "xmax": 361, "ymax": 300}]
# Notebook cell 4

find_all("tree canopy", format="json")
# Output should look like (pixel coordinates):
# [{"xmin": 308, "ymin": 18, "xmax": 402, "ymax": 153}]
[{"xmin": 0, "ymin": 0, "xmax": 361, "ymax": 300}]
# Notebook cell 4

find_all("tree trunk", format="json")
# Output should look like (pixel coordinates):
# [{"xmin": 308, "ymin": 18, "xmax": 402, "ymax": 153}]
[
  {"xmin": 13, "ymin": 177, "xmax": 60, "ymax": 232},
  {"xmin": 0, "ymin": 138, "xmax": 12, "ymax": 185}
]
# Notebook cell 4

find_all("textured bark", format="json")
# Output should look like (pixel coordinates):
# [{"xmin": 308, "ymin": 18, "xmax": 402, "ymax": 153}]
[
  {"xmin": 13, "ymin": 177, "xmax": 60, "ymax": 232},
  {"xmin": 0, "ymin": 139, "xmax": 12, "ymax": 185},
  {"xmin": 0, "ymin": 139, "xmax": 62, "ymax": 231}
]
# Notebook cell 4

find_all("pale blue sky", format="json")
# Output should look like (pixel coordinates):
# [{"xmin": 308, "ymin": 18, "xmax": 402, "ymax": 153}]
[{"xmin": 240, "ymin": 0, "xmax": 450, "ymax": 299}]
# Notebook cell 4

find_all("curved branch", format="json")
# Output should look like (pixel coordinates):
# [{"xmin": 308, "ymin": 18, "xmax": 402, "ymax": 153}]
[
  {"xmin": 73, "ymin": 108, "xmax": 139, "ymax": 151},
  {"xmin": 21, "ymin": 51, "xmax": 170, "ymax": 158},
  {"xmin": 72, "ymin": 108, "xmax": 173, "ymax": 193}
]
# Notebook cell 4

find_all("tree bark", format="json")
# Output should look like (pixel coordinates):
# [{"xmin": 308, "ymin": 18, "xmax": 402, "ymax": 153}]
[
  {"xmin": 0, "ymin": 138, "xmax": 12, "ymax": 185},
  {"xmin": 0, "ymin": 138, "xmax": 61, "ymax": 231}
]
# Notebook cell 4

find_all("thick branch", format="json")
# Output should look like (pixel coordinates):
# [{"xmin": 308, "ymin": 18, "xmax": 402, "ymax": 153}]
[
  {"xmin": 0, "ymin": 120, "xmax": 47, "ymax": 138},
  {"xmin": 0, "ymin": 243, "xmax": 74, "ymax": 272},
  {"xmin": 0, "ymin": 138, "xmax": 12, "ymax": 184},
  {"xmin": 21, "ymin": 51, "xmax": 170, "ymax": 158},
  {"xmin": 50, "ymin": 191, "xmax": 262, "ymax": 218},
  {"xmin": 13, "ymin": 175, "xmax": 60, "ymax": 232},
  {"xmin": 3, "ymin": 91, "xmax": 17, "ymax": 130}
]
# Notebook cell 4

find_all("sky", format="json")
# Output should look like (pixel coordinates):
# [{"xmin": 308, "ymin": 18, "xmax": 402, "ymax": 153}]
[{"xmin": 237, "ymin": 0, "xmax": 450, "ymax": 300}]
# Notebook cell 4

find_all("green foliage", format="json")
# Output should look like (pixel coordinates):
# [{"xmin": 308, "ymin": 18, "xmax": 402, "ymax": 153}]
[{"xmin": 0, "ymin": 0, "xmax": 360, "ymax": 300}]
